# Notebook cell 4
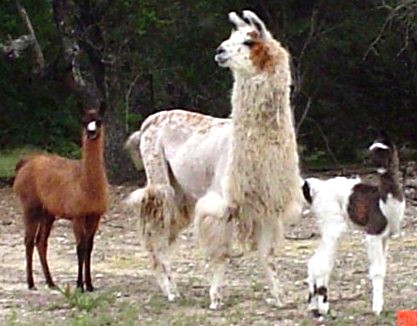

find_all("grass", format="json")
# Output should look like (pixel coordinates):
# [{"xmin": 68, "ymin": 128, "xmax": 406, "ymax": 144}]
[
  {"xmin": 58, "ymin": 284, "xmax": 115, "ymax": 312},
  {"xmin": 0, "ymin": 147, "xmax": 41, "ymax": 178}
]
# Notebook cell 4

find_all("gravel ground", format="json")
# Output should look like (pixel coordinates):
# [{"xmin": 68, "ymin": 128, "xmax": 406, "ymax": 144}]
[{"xmin": 0, "ymin": 177, "xmax": 416, "ymax": 325}]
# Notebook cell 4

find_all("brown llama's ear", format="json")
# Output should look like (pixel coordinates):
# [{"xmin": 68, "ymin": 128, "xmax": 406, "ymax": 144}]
[{"xmin": 99, "ymin": 101, "xmax": 106, "ymax": 117}]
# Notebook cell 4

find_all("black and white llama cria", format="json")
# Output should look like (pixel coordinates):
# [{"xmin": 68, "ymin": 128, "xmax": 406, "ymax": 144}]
[{"xmin": 303, "ymin": 132, "xmax": 405, "ymax": 316}]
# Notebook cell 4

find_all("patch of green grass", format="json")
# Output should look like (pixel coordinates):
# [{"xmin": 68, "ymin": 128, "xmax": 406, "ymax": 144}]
[
  {"xmin": 0, "ymin": 147, "xmax": 40, "ymax": 178},
  {"xmin": 70, "ymin": 301, "xmax": 139, "ymax": 326},
  {"xmin": 58, "ymin": 284, "xmax": 115, "ymax": 312},
  {"xmin": 146, "ymin": 294, "xmax": 170, "ymax": 315},
  {"xmin": 6, "ymin": 310, "xmax": 18, "ymax": 326}
]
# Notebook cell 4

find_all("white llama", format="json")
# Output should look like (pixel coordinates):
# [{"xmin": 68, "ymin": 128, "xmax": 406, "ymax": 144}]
[
  {"xmin": 125, "ymin": 11, "xmax": 303, "ymax": 309},
  {"xmin": 304, "ymin": 132, "xmax": 405, "ymax": 316}
]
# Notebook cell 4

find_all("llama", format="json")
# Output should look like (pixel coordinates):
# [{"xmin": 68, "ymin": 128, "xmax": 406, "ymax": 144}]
[
  {"xmin": 304, "ymin": 132, "xmax": 405, "ymax": 316},
  {"xmin": 13, "ymin": 109, "xmax": 108, "ymax": 292},
  {"xmin": 125, "ymin": 11, "xmax": 303, "ymax": 309}
]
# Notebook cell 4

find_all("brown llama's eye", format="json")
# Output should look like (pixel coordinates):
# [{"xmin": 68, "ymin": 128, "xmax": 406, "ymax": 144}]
[{"xmin": 243, "ymin": 40, "xmax": 255, "ymax": 47}]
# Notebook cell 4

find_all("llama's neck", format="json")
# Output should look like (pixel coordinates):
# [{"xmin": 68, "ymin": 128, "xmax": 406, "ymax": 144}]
[
  {"xmin": 231, "ymin": 71, "xmax": 293, "ymax": 141},
  {"xmin": 81, "ymin": 130, "xmax": 108, "ymax": 198}
]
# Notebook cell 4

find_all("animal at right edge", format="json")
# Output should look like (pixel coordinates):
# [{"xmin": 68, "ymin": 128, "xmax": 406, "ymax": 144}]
[{"xmin": 303, "ymin": 132, "xmax": 405, "ymax": 316}]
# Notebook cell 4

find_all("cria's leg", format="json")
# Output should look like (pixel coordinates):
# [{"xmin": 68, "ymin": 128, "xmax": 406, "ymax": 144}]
[
  {"xmin": 195, "ymin": 192, "xmax": 232, "ymax": 310},
  {"xmin": 142, "ymin": 185, "xmax": 180, "ymax": 301},
  {"xmin": 255, "ymin": 219, "xmax": 284, "ymax": 307},
  {"xmin": 307, "ymin": 217, "xmax": 346, "ymax": 316},
  {"xmin": 366, "ymin": 235, "xmax": 386, "ymax": 315}
]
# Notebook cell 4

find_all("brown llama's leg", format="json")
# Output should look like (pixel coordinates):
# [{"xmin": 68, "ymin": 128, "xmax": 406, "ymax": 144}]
[
  {"xmin": 35, "ymin": 213, "xmax": 56, "ymax": 289},
  {"xmin": 24, "ymin": 215, "xmax": 40, "ymax": 290},
  {"xmin": 84, "ymin": 215, "xmax": 101, "ymax": 292},
  {"xmin": 72, "ymin": 217, "xmax": 87, "ymax": 291}
]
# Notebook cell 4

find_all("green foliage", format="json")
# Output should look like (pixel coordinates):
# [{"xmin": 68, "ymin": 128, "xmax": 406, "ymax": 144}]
[
  {"xmin": 0, "ymin": 146, "xmax": 40, "ymax": 178},
  {"xmin": 58, "ymin": 284, "xmax": 115, "ymax": 312},
  {"xmin": 0, "ymin": 0, "xmax": 416, "ymax": 167}
]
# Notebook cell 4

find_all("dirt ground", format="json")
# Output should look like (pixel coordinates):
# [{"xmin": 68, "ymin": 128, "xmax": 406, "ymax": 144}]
[{"xmin": 0, "ymin": 176, "xmax": 416, "ymax": 325}]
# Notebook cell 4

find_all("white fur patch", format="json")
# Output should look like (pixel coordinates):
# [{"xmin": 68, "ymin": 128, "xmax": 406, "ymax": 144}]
[
  {"xmin": 369, "ymin": 142, "xmax": 389, "ymax": 151},
  {"xmin": 378, "ymin": 194, "xmax": 405, "ymax": 235},
  {"xmin": 377, "ymin": 168, "xmax": 387, "ymax": 174},
  {"xmin": 124, "ymin": 188, "xmax": 146, "ymax": 208},
  {"xmin": 87, "ymin": 121, "xmax": 97, "ymax": 131}
]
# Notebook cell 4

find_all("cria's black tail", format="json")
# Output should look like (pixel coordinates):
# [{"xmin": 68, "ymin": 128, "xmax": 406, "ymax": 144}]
[{"xmin": 302, "ymin": 180, "xmax": 312, "ymax": 204}]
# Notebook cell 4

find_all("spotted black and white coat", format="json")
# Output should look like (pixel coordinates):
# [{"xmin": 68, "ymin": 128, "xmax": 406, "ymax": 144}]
[{"xmin": 303, "ymin": 133, "xmax": 405, "ymax": 316}]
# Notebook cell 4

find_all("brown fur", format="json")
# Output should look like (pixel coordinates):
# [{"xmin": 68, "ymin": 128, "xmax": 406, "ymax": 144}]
[
  {"xmin": 13, "ymin": 109, "xmax": 108, "ymax": 291},
  {"xmin": 248, "ymin": 31, "xmax": 278, "ymax": 73}
]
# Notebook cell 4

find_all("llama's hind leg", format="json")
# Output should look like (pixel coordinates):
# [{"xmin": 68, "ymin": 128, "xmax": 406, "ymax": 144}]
[
  {"xmin": 307, "ymin": 218, "xmax": 346, "ymax": 316},
  {"xmin": 35, "ymin": 213, "xmax": 56, "ymax": 289},
  {"xmin": 24, "ymin": 211, "xmax": 40, "ymax": 290},
  {"xmin": 366, "ymin": 235, "xmax": 387, "ymax": 315},
  {"xmin": 195, "ymin": 192, "xmax": 232, "ymax": 310},
  {"xmin": 255, "ymin": 219, "xmax": 284, "ymax": 307},
  {"xmin": 141, "ymin": 185, "xmax": 180, "ymax": 301}
]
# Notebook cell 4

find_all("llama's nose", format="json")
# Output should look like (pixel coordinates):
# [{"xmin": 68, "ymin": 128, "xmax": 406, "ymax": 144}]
[{"xmin": 216, "ymin": 46, "xmax": 225, "ymax": 55}]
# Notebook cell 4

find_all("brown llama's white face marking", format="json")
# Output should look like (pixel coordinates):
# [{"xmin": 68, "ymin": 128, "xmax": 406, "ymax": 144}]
[
  {"xmin": 215, "ymin": 11, "xmax": 272, "ymax": 76},
  {"xmin": 83, "ymin": 110, "xmax": 102, "ymax": 140}
]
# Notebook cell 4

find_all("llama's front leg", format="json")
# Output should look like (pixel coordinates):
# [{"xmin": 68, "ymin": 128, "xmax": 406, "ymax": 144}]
[
  {"xmin": 195, "ymin": 192, "xmax": 232, "ymax": 310},
  {"xmin": 308, "ymin": 220, "xmax": 345, "ymax": 316},
  {"xmin": 84, "ymin": 215, "xmax": 101, "ymax": 292},
  {"xmin": 256, "ymin": 221, "xmax": 284, "ymax": 307},
  {"xmin": 73, "ymin": 218, "xmax": 87, "ymax": 291},
  {"xmin": 366, "ymin": 235, "xmax": 387, "ymax": 315}
]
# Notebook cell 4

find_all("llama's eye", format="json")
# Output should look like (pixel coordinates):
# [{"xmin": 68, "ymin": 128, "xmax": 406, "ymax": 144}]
[{"xmin": 243, "ymin": 40, "xmax": 255, "ymax": 47}]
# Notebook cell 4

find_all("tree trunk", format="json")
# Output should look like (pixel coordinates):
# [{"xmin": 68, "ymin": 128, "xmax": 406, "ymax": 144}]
[{"xmin": 104, "ymin": 105, "xmax": 137, "ymax": 184}]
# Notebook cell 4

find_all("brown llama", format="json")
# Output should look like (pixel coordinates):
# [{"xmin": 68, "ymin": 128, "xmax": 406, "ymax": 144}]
[{"xmin": 13, "ymin": 109, "xmax": 108, "ymax": 292}]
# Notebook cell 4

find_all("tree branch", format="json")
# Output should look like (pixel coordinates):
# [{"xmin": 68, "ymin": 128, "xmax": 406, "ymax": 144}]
[{"xmin": 15, "ymin": 0, "xmax": 45, "ymax": 74}]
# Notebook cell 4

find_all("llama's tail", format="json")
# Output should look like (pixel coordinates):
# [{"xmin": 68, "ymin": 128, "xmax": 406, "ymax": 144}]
[
  {"xmin": 14, "ymin": 156, "xmax": 32, "ymax": 174},
  {"xmin": 125, "ymin": 131, "xmax": 142, "ymax": 169}
]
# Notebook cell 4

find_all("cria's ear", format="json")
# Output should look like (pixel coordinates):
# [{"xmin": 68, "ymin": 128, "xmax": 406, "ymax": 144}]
[
  {"xmin": 242, "ymin": 10, "xmax": 269, "ymax": 39},
  {"xmin": 228, "ymin": 12, "xmax": 247, "ymax": 29},
  {"xmin": 375, "ymin": 130, "xmax": 394, "ymax": 148}
]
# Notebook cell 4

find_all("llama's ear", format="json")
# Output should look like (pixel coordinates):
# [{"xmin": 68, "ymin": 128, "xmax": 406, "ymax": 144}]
[
  {"xmin": 242, "ymin": 10, "xmax": 269, "ymax": 39},
  {"xmin": 228, "ymin": 12, "xmax": 247, "ymax": 29},
  {"xmin": 99, "ymin": 101, "xmax": 106, "ymax": 117}
]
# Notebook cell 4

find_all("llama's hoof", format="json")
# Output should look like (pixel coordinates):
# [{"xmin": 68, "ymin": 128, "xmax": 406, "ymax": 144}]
[
  {"xmin": 310, "ymin": 309, "xmax": 322, "ymax": 318},
  {"xmin": 209, "ymin": 300, "xmax": 224, "ymax": 310},
  {"xmin": 265, "ymin": 297, "xmax": 284, "ymax": 307},
  {"xmin": 28, "ymin": 285, "xmax": 37, "ymax": 291},
  {"xmin": 167, "ymin": 293, "xmax": 179, "ymax": 302},
  {"xmin": 47, "ymin": 282, "xmax": 57, "ymax": 290},
  {"xmin": 86, "ymin": 285, "xmax": 95, "ymax": 292},
  {"xmin": 372, "ymin": 307, "xmax": 382, "ymax": 316}
]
